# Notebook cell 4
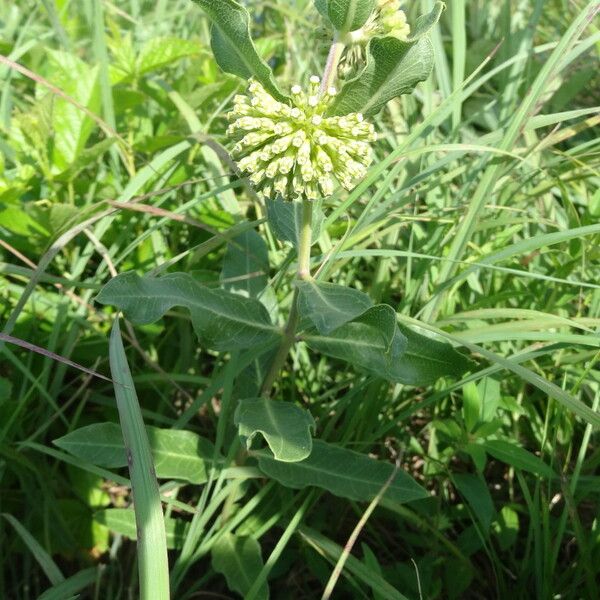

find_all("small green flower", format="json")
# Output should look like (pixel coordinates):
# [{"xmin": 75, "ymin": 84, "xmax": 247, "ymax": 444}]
[
  {"xmin": 376, "ymin": 0, "xmax": 411, "ymax": 40},
  {"xmin": 227, "ymin": 76, "xmax": 376, "ymax": 201}
]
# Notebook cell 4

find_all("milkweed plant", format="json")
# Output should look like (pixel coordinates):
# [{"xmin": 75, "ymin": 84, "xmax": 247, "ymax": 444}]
[{"xmin": 92, "ymin": 1, "xmax": 476, "ymax": 598}]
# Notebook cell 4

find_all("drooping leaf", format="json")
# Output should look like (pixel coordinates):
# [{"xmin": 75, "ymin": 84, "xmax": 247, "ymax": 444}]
[
  {"xmin": 54, "ymin": 422, "xmax": 215, "ymax": 484},
  {"xmin": 258, "ymin": 439, "xmax": 427, "ymax": 504},
  {"xmin": 327, "ymin": 0, "xmax": 375, "ymax": 34},
  {"xmin": 265, "ymin": 198, "xmax": 324, "ymax": 248},
  {"xmin": 303, "ymin": 304, "xmax": 407, "ymax": 381},
  {"xmin": 221, "ymin": 227, "xmax": 269, "ymax": 298},
  {"xmin": 94, "ymin": 508, "xmax": 189, "ymax": 550},
  {"xmin": 453, "ymin": 473, "xmax": 495, "ymax": 531},
  {"xmin": 482, "ymin": 440, "xmax": 557, "ymax": 478},
  {"xmin": 328, "ymin": 2, "xmax": 444, "ymax": 117},
  {"xmin": 212, "ymin": 533, "xmax": 269, "ymax": 600},
  {"xmin": 314, "ymin": 0, "xmax": 329, "ymax": 19},
  {"xmin": 297, "ymin": 280, "xmax": 372, "ymax": 334},
  {"xmin": 191, "ymin": 0, "xmax": 286, "ymax": 101},
  {"xmin": 234, "ymin": 398, "xmax": 315, "ymax": 462},
  {"xmin": 95, "ymin": 272, "xmax": 281, "ymax": 351}
]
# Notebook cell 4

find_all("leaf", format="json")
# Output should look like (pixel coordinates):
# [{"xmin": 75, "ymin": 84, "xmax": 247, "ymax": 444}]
[
  {"xmin": 297, "ymin": 280, "xmax": 373, "ymax": 334},
  {"xmin": 393, "ymin": 324, "xmax": 473, "ymax": 385},
  {"xmin": 212, "ymin": 533, "xmax": 269, "ymax": 600},
  {"xmin": 94, "ymin": 508, "xmax": 189, "ymax": 550},
  {"xmin": 304, "ymin": 304, "xmax": 407, "ymax": 381},
  {"xmin": 265, "ymin": 198, "xmax": 324, "ymax": 248},
  {"xmin": 462, "ymin": 382, "xmax": 480, "ymax": 433},
  {"xmin": 314, "ymin": 0, "xmax": 329, "ymax": 19},
  {"xmin": 234, "ymin": 398, "xmax": 315, "ymax": 462},
  {"xmin": 258, "ymin": 439, "xmax": 428, "ymax": 504},
  {"xmin": 95, "ymin": 272, "xmax": 281, "ymax": 351},
  {"xmin": 328, "ymin": 2, "xmax": 444, "ymax": 117},
  {"xmin": 137, "ymin": 37, "xmax": 202, "ymax": 75},
  {"xmin": 54, "ymin": 422, "xmax": 214, "ymax": 484},
  {"xmin": 191, "ymin": 0, "xmax": 286, "ymax": 101},
  {"xmin": 453, "ymin": 473, "xmax": 494, "ymax": 532},
  {"xmin": 221, "ymin": 227, "xmax": 269, "ymax": 298},
  {"xmin": 109, "ymin": 320, "xmax": 169, "ymax": 600},
  {"xmin": 38, "ymin": 568, "xmax": 98, "ymax": 600},
  {"xmin": 41, "ymin": 50, "xmax": 101, "ymax": 169},
  {"xmin": 327, "ymin": 0, "xmax": 375, "ymax": 33},
  {"xmin": 482, "ymin": 440, "xmax": 557, "ymax": 478}
]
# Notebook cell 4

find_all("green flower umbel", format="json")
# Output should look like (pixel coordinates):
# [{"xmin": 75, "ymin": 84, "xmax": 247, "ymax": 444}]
[{"xmin": 227, "ymin": 76, "xmax": 376, "ymax": 201}]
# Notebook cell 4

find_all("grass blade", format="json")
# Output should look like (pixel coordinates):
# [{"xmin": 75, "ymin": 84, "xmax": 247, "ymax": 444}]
[{"xmin": 109, "ymin": 319, "xmax": 170, "ymax": 600}]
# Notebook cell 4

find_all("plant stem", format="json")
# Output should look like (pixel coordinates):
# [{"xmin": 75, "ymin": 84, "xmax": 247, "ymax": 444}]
[
  {"xmin": 320, "ymin": 34, "xmax": 345, "ymax": 94},
  {"xmin": 260, "ymin": 198, "xmax": 313, "ymax": 396},
  {"xmin": 260, "ymin": 29, "xmax": 342, "ymax": 396}
]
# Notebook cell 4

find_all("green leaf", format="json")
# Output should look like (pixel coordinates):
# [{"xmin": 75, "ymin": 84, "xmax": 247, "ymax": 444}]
[
  {"xmin": 94, "ymin": 508, "xmax": 189, "ymax": 550},
  {"xmin": 191, "ymin": 0, "xmax": 286, "ymax": 101},
  {"xmin": 95, "ymin": 272, "xmax": 281, "ymax": 351},
  {"xmin": 41, "ymin": 50, "xmax": 101, "ymax": 169},
  {"xmin": 212, "ymin": 533, "xmax": 269, "ymax": 600},
  {"xmin": 453, "ymin": 473, "xmax": 494, "ymax": 531},
  {"xmin": 481, "ymin": 440, "xmax": 557, "ymax": 479},
  {"xmin": 38, "ymin": 568, "xmax": 98, "ymax": 600},
  {"xmin": 258, "ymin": 439, "xmax": 427, "ymax": 504},
  {"xmin": 314, "ymin": 0, "xmax": 329, "ymax": 19},
  {"xmin": 221, "ymin": 227, "xmax": 269, "ymax": 298},
  {"xmin": 394, "ymin": 323, "xmax": 473, "ymax": 385},
  {"xmin": 329, "ymin": 2, "xmax": 443, "ymax": 117},
  {"xmin": 265, "ymin": 198, "xmax": 324, "ymax": 248},
  {"xmin": 137, "ymin": 37, "xmax": 202, "ymax": 76},
  {"xmin": 462, "ymin": 382, "xmax": 480, "ymax": 433},
  {"xmin": 304, "ymin": 304, "xmax": 407, "ymax": 381},
  {"xmin": 109, "ymin": 320, "xmax": 169, "ymax": 600},
  {"xmin": 297, "ymin": 280, "xmax": 373, "ymax": 334},
  {"xmin": 328, "ymin": 0, "xmax": 375, "ymax": 34},
  {"xmin": 54, "ymin": 422, "xmax": 214, "ymax": 484},
  {"xmin": 234, "ymin": 398, "xmax": 315, "ymax": 462},
  {"xmin": 305, "ymin": 302, "xmax": 411, "ymax": 373}
]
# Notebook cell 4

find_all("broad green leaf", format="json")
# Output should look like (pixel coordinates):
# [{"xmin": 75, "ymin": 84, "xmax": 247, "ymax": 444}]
[
  {"xmin": 234, "ymin": 398, "xmax": 315, "ymax": 462},
  {"xmin": 94, "ymin": 508, "xmax": 189, "ymax": 550},
  {"xmin": 297, "ymin": 280, "xmax": 372, "ymax": 334},
  {"xmin": 191, "ymin": 0, "xmax": 286, "ymax": 101},
  {"xmin": 304, "ymin": 305, "xmax": 407, "ymax": 381},
  {"xmin": 137, "ymin": 37, "xmax": 202, "ymax": 76},
  {"xmin": 453, "ymin": 473, "xmax": 494, "ymax": 531},
  {"xmin": 265, "ymin": 198, "xmax": 324, "ymax": 248},
  {"xmin": 212, "ymin": 533, "xmax": 269, "ymax": 600},
  {"xmin": 39, "ymin": 50, "xmax": 101, "ymax": 170},
  {"xmin": 329, "ymin": 2, "xmax": 443, "ymax": 116},
  {"xmin": 492, "ymin": 506, "xmax": 519, "ymax": 551},
  {"xmin": 328, "ymin": 0, "xmax": 375, "ymax": 34},
  {"xmin": 481, "ymin": 440, "xmax": 557, "ymax": 478},
  {"xmin": 393, "ymin": 324, "xmax": 473, "ymax": 385},
  {"xmin": 314, "ymin": 0, "xmax": 329, "ymax": 19},
  {"xmin": 54, "ymin": 422, "xmax": 214, "ymax": 484},
  {"xmin": 96, "ymin": 272, "xmax": 281, "ymax": 351},
  {"xmin": 38, "ymin": 568, "xmax": 98, "ymax": 600},
  {"xmin": 221, "ymin": 227, "xmax": 269, "ymax": 298},
  {"xmin": 109, "ymin": 320, "xmax": 169, "ymax": 600},
  {"xmin": 258, "ymin": 439, "xmax": 427, "ymax": 504}
]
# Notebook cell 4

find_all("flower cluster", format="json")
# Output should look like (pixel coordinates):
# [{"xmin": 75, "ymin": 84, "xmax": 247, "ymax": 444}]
[
  {"xmin": 227, "ymin": 77, "xmax": 376, "ymax": 201},
  {"xmin": 376, "ymin": 0, "xmax": 411, "ymax": 40}
]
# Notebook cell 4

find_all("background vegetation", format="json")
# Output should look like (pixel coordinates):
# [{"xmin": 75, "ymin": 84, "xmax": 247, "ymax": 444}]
[{"xmin": 0, "ymin": 0, "xmax": 599, "ymax": 598}]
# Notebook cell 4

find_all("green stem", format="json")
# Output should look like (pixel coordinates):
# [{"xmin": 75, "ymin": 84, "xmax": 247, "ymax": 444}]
[
  {"xmin": 320, "ymin": 34, "xmax": 345, "ymax": 94},
  {"xmin": 260, "ymin": 198, "xmax": 313, "ymax": 396}
]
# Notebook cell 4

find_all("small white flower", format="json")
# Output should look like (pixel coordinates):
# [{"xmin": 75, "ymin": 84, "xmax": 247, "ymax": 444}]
[{"xmin": 228, "ymin": 77, "xmax": 376, "ymax": 201}]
